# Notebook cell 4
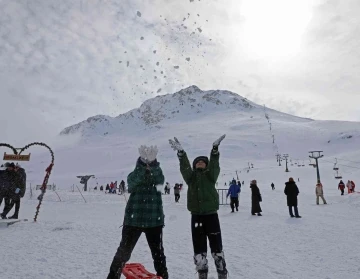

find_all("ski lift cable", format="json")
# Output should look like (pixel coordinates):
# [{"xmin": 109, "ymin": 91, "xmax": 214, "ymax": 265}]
[
  {"xmin": 336, "ymin": 158, "xmax": 360, "ymax": 164},
  {"xmin": 322, "ymin": 159, "xmax": 360, "ymax": 170}
]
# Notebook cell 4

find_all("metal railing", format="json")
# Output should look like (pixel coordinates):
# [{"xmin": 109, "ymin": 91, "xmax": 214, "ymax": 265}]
[{"xmin": 217, "ymin": 189, "xmax": 229, "ymax": 205}]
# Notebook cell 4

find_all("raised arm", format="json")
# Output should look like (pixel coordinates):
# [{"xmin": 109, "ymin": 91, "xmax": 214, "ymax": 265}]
[
  {"xmin": 178, "ymin": 151, "xmax": 193, "ymax": 185},
  {"xmin": 207, "ymin": 134, "xmax": 225, "ymax": 183},
  {"xmin": 169, "ymin": 137, "xmax": 193, "ymax": 185},
  {"xmin": 207, "ymin": 149, "xmax": 220, "ymax": 183}
]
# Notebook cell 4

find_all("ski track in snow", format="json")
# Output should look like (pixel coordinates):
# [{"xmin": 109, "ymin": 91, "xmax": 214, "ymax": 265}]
[{"xmin": 1, "ymin": 177, "xmax": 360, "ymax": 279}]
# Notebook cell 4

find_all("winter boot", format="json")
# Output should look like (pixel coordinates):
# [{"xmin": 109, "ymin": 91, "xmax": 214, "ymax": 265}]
[
  {"xmin": 236, "ymin": 207, "xmax": 238, "ymax": 211},
  {"xmin": 0, "ymin": 213, "xmax": 7, "ymax": 219},
  {"xmin": 8, "ymin": 213, "xmax": 18, "ymax": 219},
  {"xmin": 194, "ymin": 253, "xmax": 208, "ymax": 278},
  {"xmin": 212, "ymin": 252, "xmax": 228, "ymax": 279},
  {"xmin": 257, "ymin": 213, "xmax": 262, "ymax": 216}
]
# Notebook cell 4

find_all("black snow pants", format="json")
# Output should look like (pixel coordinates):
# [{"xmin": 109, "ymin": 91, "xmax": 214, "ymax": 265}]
[
  {"xmin": 174, "ymin": 194, "xmax": 180, "ymax": 202},
  {"xmin": 107, "ymin": 225, "xmax": 168, "ymax": 279},
  {"xmin": 191, "ymin": 213, "xmax": 227, "ymax": 275},
  {"xmin": 230, "ymin": 197, "xmax": 239, "ymax": 211},
  {"xmin": 2, "ymin": 195, "xmax": 21, "ymax": 218}
]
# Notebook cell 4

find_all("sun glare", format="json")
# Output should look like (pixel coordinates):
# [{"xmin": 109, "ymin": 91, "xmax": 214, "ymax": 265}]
[{"xmin": 240, "ymin": 0, "xmax": 314, "ymax": 59}]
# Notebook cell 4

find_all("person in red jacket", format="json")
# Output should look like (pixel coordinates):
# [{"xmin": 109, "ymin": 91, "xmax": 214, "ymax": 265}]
[
  {"xmin": 351, "ymin": 180, "xmax": 355, "ymax": 193},
  {"xmin": 338, "ymin": 180, "xmax": 345, "ymax": 195}
]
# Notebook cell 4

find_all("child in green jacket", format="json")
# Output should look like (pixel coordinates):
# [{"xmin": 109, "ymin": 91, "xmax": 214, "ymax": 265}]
[{"xmin": 169, "ymin": 135, "xmax": 228, "ymax": 279}]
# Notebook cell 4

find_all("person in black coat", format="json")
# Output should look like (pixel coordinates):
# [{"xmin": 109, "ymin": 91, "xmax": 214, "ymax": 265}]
[
  {"xmin": 250, "ymin": 180, "xmax": 262, "ymax": 216},
  {"xmin": 284, "ymin": 177, "xmax": 301, "ymax": 218}
]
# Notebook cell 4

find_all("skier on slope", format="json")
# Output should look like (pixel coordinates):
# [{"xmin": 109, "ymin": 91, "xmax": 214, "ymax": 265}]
[
  {"xmin": 169, "ymin": 135, "xmax": 228, "ymax": 279},
  {"xmin": 227, "ymin": 179, "xmax": 240, "ymax": 213},
  {"xmin": 107, "ymin": 145, "xmax": 168, "ymax": 279}
]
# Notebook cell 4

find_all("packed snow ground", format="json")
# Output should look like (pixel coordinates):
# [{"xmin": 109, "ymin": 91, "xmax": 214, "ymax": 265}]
[{"xmin": 1, "ymin": 162, "xmax": 360, "ymax": 279}]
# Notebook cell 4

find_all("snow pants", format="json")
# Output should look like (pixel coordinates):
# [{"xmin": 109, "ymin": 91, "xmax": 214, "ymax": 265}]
[
  {"xmin": 316, "ymin": 195, "xmax": 327, "ymax": 204},
  {"xmin": 191, "ymin": 213, "xmax": 227, "ymax": 275},
  {"xmin": 174, "ymin": 194, "xmax": 180, "ymax": 202},
  {"xmin": 230, "ymin": 197, "xmax": 239, "ymax": 211},
  {"xmin": 107, "ymin": 225, "xmax": 168, "ymax": 279},
  {"xmin": 1, "ymin": 194, "xmax": 20, "ymax": 218},
  {"xmin": 340, "ymin": 189, "xmax": 344, "ymax": 195}
]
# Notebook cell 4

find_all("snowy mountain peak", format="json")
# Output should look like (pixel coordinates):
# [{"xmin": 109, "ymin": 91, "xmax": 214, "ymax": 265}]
[{"xmin": 60, "ymin": 86, "xmax": 258, "ymax": 137}]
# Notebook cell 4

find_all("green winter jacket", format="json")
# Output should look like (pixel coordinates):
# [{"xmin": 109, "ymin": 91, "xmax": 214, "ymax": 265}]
[
  {"xmin": 178, "ymin": 150, "xmax": 220, "ymax": 215},
  {"xmin": 123, "ymin": 158, "xmax": 165, "ymax": 228}
]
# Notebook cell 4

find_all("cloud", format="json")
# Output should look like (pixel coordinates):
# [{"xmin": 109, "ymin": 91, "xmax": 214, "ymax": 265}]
[{"xmin": 0, "ymin": 0, "xmax": 360, "ymax": 144}]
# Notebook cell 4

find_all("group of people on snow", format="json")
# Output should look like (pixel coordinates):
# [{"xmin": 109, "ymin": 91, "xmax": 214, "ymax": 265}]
[
  {"xmin": 107, "ymin": 135, "xmax": 228, "ymax": 279},
  {"xmin": 224, "ymin": 177, "xmax": 337, "ymax": 218},
  {"xmin": 0, "ymin": 162, "xmax": 26, "ymax": 219},
  {"xmin": 163, "ymin": 182, "xmax": 182, "ymax": 202},
  {"xmin": 96, "ymin": 180, "xmax": 126, "ymax": 194},
  {"xmin": 338, "ymin": 180, "xmax": 356, "ymax": 195}
]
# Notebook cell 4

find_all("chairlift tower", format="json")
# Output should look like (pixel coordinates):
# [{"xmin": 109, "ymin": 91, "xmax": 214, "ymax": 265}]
[
  {"xmin": 283, "ymin": 154, "xmax": 289, "ymax": 172},
  {"xmin": 76, "ymin": 175, "xmax": 95, "ymax": 191},
  {"xmin": 309, "ymin": 151, "xmax": 324, "ymax": 183},
  {"xmin": 276, "ymin": 153, "xmax": 282, "ymax": 166}
]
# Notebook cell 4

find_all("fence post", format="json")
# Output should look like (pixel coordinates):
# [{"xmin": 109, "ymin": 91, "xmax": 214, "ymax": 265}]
[{"xmin": 75, "ymin": 185, "xmax": 87, "ymax": 203}]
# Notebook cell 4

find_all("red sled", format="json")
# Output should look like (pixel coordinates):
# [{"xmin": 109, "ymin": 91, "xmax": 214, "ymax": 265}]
[{"xmin": 122, "ymin": 263, "xmax": 162, "ymax": 279}]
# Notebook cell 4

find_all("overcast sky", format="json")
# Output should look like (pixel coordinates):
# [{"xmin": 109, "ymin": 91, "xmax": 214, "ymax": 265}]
[{"xmin": 1, "ymin": 0, "xmax": 359, "ymax": 144}]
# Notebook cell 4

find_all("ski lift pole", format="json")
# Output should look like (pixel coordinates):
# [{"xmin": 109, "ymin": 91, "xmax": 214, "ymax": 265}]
[{"xmin": 309, "ymin": 151, "xmax": 324, "ymax": 183}]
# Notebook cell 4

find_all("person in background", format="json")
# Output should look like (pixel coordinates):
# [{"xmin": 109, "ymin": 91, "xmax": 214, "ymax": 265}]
[
  {"xmin": 346, "ymin": 180, "xmax": 352, "ymax": 194},
  {"xmin": 1, "ymin": 162, "xmax": 24, "ymax": 219},
  {"xmin": 226, "ymin": 179, "xmax": 240, "ymax": 213},
  {"xmin": 316, "ymin": 181, "xmax": 327, "ymax": 205},
  {"xmin": 250, "ymin": 180, "xmax": 262, "ymax": 216},
  {"xmin": 271, "ymin": 182, "xmax": 275, "ymax": 190},
  {"xmin": 120, "ymin": 180, "xmax": 126, "ymax": 194},
  {"xmin": 351, "ymin": 180, "xmax": 355, "ymax": 193},
  {"xmin": 338, "ymin": 180, "xmax": 345, "ymax": 195},
  {"xmin": 174, "ymin": 183, "xmax": 181, "ymax": 202},
  {"xmin": 284, "ymin": 177, "xmax": 301, "ymax": 218}
]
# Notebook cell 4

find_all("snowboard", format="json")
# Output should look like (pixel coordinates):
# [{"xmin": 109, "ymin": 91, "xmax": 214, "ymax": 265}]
[{"xmin": 0, "ymin": 218, "xmax": 28, "ymax": 228}]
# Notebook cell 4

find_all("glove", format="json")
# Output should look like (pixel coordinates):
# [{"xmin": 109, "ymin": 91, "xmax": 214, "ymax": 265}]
[
  {"xmin": 138, "ymin": 145, "xmax": 158, "ymax": 163},
  {"xmin": 169, "ymin": 137, "xmax": 183, "ymax": 152},
  {"xmin": 15, "ymin": 188, "xmax": 20, "ymax": 194},
  {"xmin": 146, "ymin": 145, "xmax": 158, "ymax": 162},
  {"xmin": 213, "ymin": 134, "xmax": 226, "ymax": 148}
]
